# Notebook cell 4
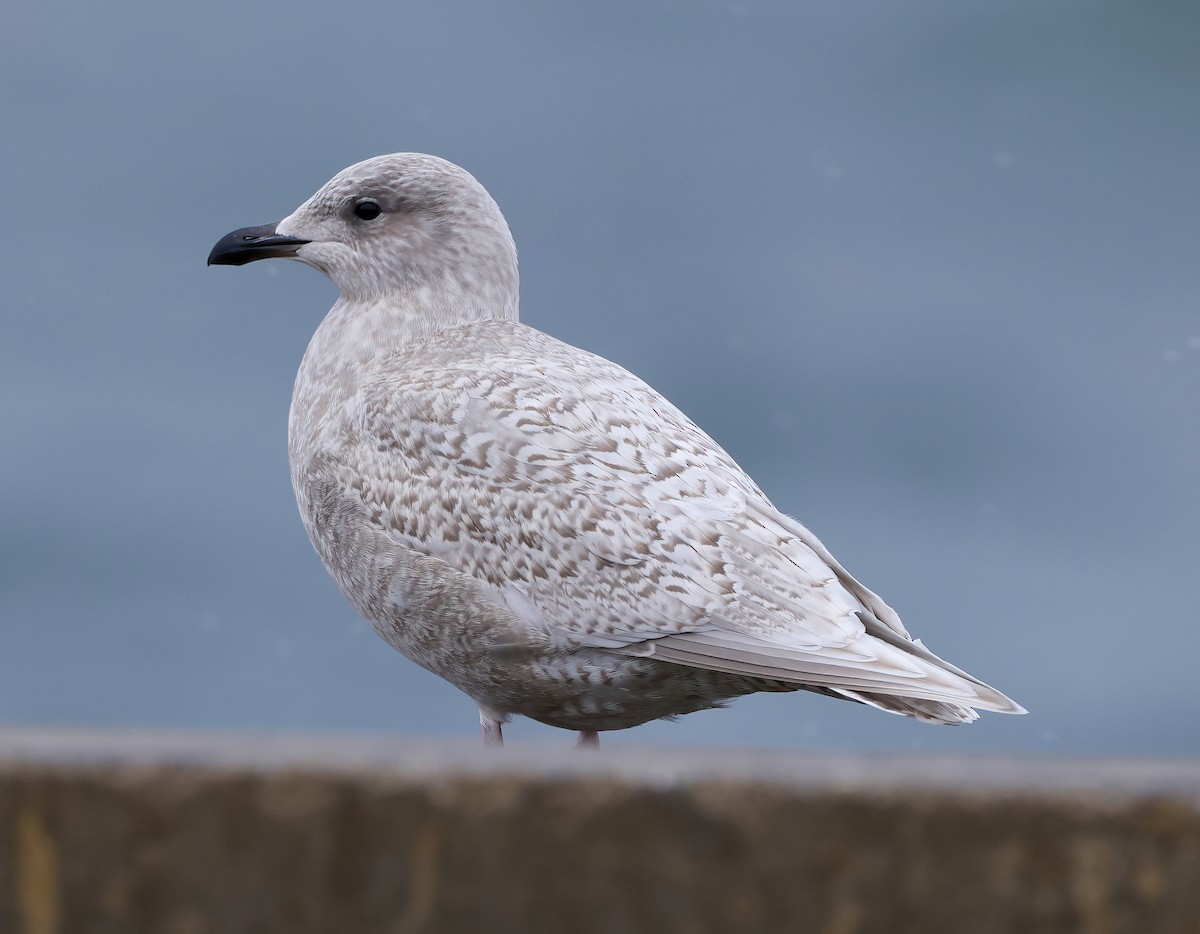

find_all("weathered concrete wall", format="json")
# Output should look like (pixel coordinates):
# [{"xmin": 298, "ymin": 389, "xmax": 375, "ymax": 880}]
[{"xmin": 1, "ymin": 728, "xmax": 1198, "ymax": 934}]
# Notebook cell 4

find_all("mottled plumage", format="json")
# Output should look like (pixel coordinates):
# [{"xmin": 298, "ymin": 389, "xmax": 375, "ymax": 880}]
[{"xmin": 209, "ymin": 153, "xmax": 1024, "ymax": 744}]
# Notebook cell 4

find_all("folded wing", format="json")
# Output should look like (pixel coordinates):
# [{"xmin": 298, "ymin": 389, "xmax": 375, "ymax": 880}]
[{"xmin": 355, "ymin": 322, "xmax": 1024, "ymax": 722}]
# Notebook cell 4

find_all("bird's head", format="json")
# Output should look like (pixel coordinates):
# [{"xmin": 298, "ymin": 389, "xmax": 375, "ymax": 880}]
[{"xmin": 209, "ymin": 153, "xmax": 519, "ymax": 313}]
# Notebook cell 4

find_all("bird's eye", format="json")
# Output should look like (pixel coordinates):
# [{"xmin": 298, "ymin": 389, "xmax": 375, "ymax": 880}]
[{"xmin": 353, "ymin": 200, "xmax": 382, "ymax": 221}]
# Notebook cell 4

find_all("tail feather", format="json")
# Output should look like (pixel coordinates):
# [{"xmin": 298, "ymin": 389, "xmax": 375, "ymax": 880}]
[{"xmin": 833, "ymin": 688, "xmax": 981, "ymax": 725}]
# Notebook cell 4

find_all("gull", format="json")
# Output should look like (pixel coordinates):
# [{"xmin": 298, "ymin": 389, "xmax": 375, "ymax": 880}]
[{"xmin": 209, "ymin": 153, "xmax": 1024, "ymax": 747}]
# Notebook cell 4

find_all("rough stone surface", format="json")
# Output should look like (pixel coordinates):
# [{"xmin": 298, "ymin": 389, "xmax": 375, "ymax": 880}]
[{"xmin": 1, "ymin": 728, "xmax": 1198, "ymax": 933}]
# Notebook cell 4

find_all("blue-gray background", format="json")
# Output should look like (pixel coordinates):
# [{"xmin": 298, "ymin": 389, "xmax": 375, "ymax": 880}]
[{"xmin": 3, "ymin": 1, "xmax": 1197, "ymax": 756}]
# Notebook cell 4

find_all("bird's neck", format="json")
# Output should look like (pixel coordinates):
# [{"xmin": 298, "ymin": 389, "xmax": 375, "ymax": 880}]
[{"xmin": 287, "ymin": 273, "xmax": 519, "ymax": 464}]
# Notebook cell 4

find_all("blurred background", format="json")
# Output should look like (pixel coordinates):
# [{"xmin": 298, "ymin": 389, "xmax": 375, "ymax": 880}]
[{"xmin": 2, "ymin": 0, "xmax": 1196, "ymax": 757}]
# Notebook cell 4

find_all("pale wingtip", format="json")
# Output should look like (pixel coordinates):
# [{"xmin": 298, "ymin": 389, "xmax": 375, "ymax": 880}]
[{"xmin": 969, "ymin": 685, "xmax": 1028, "ymax": 716}]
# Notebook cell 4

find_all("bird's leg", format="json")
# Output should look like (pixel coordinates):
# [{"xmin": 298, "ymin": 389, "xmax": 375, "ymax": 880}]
[
  {"xmin": 480, "ymin": 711, "xmax": 504, "ymax": 747},
  {"xmin": 576, "ymin": 730, "xmax": 599, "ymax": 748}
]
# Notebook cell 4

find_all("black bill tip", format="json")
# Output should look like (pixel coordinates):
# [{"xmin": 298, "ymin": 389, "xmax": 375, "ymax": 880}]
[{"xmin": 208, "ymin": 223, "xmax": 311, "ymax": 266}]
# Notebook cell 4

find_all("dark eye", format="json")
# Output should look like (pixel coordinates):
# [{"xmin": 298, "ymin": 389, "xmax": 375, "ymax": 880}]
[{"xmin": 353, "ymin": 200, "xmax": 382, "ymax": 221}]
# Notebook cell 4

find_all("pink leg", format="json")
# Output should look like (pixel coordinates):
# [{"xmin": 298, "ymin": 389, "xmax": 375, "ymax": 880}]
[
  {"xmin": 480, "ymin": 713, "xmax": 504, "ymax": 747},
  {"xmin": 576, "ymin": 729, "xmax": 599, "ymax": 748}
]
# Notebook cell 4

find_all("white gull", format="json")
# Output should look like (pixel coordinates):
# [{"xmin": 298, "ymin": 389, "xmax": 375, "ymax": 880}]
[{"xmin": 209, "ymin": 153, "xmax": 1024, "ymax": 746}]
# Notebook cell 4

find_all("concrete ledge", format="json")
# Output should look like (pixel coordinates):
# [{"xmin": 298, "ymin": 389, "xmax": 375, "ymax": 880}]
[{"xmin": 2, "ymin": 728, "xmax": 1198, "ymax": 933}]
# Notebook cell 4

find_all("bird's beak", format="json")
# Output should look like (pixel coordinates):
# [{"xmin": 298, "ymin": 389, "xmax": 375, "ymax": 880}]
[{"xmin": 207, "ymin": 223, "xmax": 311, "ymax": 266}]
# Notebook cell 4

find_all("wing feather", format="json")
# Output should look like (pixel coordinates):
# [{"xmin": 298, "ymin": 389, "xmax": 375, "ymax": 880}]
[{"xmin": 352, "ymin": 322, "xmax": 1023, "ymax": 716}]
